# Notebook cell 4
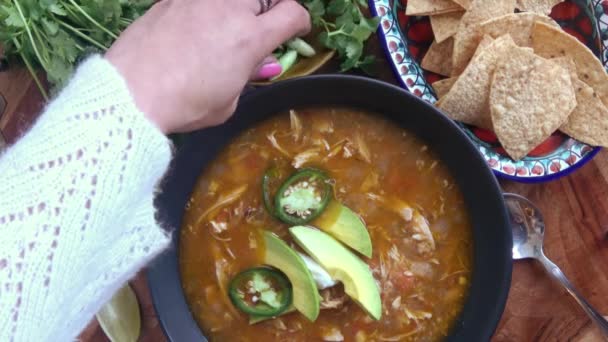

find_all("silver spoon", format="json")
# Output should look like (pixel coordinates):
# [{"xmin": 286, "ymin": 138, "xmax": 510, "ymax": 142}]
[{"xmin": 505, "ymin": 193, "xmax": 608, "ymax": 338}]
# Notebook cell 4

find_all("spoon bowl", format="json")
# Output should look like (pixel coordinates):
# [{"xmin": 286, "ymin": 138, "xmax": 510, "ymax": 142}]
[{"xmin": 505, "ymin": 193, "xmax": 546, "ymax": 260}]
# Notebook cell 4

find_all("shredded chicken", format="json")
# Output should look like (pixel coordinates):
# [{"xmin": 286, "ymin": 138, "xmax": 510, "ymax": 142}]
[
  {"xmin": 410, "ymin": 261, "xmax": 434, "ymax": 279},
  {"xmin": 290, "ymin": 110, "xmax": 303, "ymax": 142},
  {"xmin": 210, "ymin": 220, "xmax": 228, "ymax": 234},
  {"xmin": 391, "ymin": 296, "xmax": 402, "ymax": 310},
  {"xmin": 400, "ymin": 207, "xmax": 414, "ymax": 221},
  {"xmin": 354, "ymin": 132, "xmax": 372, "ymax": 163},
  {"xmin": 322, "ymin": 327, "xmax": 344, "ymax": 341},
  {"xmin": 343, "ymin": 143, "xmax": 354, "ymax": 158},
  {"xmin": 267, "ymin": 131, "xmax": 291, "ymax": 157},
  {"xmin": 311, "ymin": 137, "xmax": 331, "ymax": 151},
  {"xmin": 273, "ymin": 318, "xmax": 287, "ymax": 331},
  {"xmin": 367, "ymin": 195, "xmax": 436, "ymax": 255},
  {"xmin": 379, "ymin": 254, "xmax": 388, "ymax": 280},
  {"xmin": 288, "ymin": 321, "xmax": 303, "ymax": 333},
  {"xmin": 416, "ymin": 159, "xmax": 425, "ymax": 170},
  {"xmin": 248, "ymin": 232, "xmax": 257, "ymax": 249},
  {"xmin": 292, "ymin": 148, "xmax": 321, "ymax": 168},
  {"xmin": 366, "ymin": 193, "xmax": 382, "ymax": 202},
  {"xmin": 326, "ymin": 139, "xmax": 348, "ymax": 159},
  {"xmin": 412, "ymin": 211, "xmax": 435, "ymax": 254},
  {"xmin": 404, "ymin": 307, "xmax": 432, "ymax": 321},
  {"xmin": 208, "ymin": 180, "xmax": 219, "ymax": 195},
  {"xmin": 388, "ymin": 244, "xmax": 401, "ymax": 261},
  {"xmin": 196, "ymin": 184, "xmax": 248, "ymax": 225},
  {"xmin": 313, "ymin": 118, "xmax": 334, "ymax": 133},
  {"xmin": 211, "ymin": 245, "xmax": 240, "ymax": 318},
  {"xmin": 321, "ymin": 139, "xmax": 330, "ymax": 151},
  {"xmin": 320, "ymin": 288, "xmax": 348, "ymax": 310}
]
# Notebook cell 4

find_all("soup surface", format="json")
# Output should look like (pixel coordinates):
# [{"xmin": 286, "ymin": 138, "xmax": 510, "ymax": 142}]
[{"xmin": 179, "ymin": 108, "xmax": 473, "ymax": 341}]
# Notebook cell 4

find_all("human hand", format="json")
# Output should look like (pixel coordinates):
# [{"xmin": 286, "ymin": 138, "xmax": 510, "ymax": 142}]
[{"xmin": 106, "ymin": 0, "xmax": 310, "ymax": 134}]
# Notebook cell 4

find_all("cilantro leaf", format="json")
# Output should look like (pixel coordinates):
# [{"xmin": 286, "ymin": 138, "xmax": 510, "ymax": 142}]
[
  {"xmin": 4, "ymin": 7, "xmax": 24, "ymax": 28},
  {"xmin": 0, "ymin": 0, "xmax": 155, "ymax": 98},
  {"xmin": 327, "ymin": 0, "xmax": 348, "ymax": 15},
  {"xmin": 301, "ymin": 0, "xmax": 325, "ymax": 25},
  {"xmin": 41, "ymin": 17, "xmax": 59, "ymax": 35},
  {"xmin": 305, "ymin": 0, "xmax": 380, "ymax": 72}
]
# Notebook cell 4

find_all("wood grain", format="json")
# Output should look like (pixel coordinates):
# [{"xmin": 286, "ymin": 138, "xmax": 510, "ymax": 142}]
[
  {"xmin": 2, "ymin": 37, "xmax": 607, "ymax": 341},
  {"xmin": 0, "ymin": 67, "xmax": 45, "ymax": 143}
]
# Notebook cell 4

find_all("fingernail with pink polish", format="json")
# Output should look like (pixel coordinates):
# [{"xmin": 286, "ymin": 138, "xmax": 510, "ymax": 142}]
[{"xmin": 257, "ymin": 63, "xmax": 283, "ymax": 80}]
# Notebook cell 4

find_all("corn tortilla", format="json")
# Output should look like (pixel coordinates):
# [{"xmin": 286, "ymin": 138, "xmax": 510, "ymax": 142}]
[
  {"xmin": 452, "ymin": 13, "xmax": 558, "ymax": 75},
  {"xmin": 432, "ymin": 78, "xmax": 457, "ymax": 98},
  {"xmin": 430, "ymin": 11, "xmax": 465, "ymax": 43},
  {"xmin": 432, "ymin": 35, "xmax": 494, "ymax": 98},
  {"xmin": 531, "ymin": 21, "xmax": 608, "ymax": 107},
  {"xmin": 515, "ymin": 0, "xmax": 564, "ymax": 15},
  {"xmin": 451, "ymin": 0, "xmax": 472, "ymax": 9},
  {"xmin": 406, "ymin": 0, "xmax": 463, "ymax": 16},
  {"xmin": 551, "ymin": 58, "xmax": 608, "ymax": 147},
  {"xmin": 421, "ymin": 38, "xmax": 454, "ymax": 76},
  {"xmin": 438, "ymin": 35, "xmax": 518, "ymax": 129},
  {"xmin": 489, "ymin": 47, "xmax": 576, "ymax": 160},
  {"xmin": 458, "ymin": 0, "xmax": 516, "ymax": 31}
]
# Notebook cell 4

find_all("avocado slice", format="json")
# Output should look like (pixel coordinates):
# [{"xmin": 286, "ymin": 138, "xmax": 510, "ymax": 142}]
[
  {"xmin": 312, "ymin": 201, "xmax": 372, "ymax": 258},
  {"xmin": 289, "ymin": 226, "xmax": 382, "ymax": 320},
  {"xmin": 261, "ymin": 231, "xmax": 320, "ymax": 321}
]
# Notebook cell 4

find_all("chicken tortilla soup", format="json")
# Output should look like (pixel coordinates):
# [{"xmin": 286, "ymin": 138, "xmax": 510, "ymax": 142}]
[{"xmin": 179, "ymin": 108, "xmax": 473, "ymax": 341}]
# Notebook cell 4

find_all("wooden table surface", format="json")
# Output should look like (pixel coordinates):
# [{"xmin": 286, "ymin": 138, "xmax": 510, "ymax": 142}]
[{"xmin": 2, "ymin": 37, "xmax": 608, "ymax": 341}]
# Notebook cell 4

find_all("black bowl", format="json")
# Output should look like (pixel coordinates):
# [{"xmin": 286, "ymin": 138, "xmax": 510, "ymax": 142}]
[{"xmin": 148, "ymin": 75, "xmax": 512, "ymax": 342}]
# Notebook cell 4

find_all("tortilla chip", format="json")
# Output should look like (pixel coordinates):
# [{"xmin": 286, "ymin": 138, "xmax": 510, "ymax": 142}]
[
  {"xmin": 531, "ymin": 21, "xmax": 608, "ymax": 106},
  {"xmin": 451, "ymin": 0, "xmax": 472, "ymax": 9},
  {"xmin": 432, "ymin": 78, "xmax": 457, "ymax": 98},
  {"xmin": 458, "ymin": 0, "xmax": 516, "ymax": 31},
  {"xmin": 421, "ymin": 38, "xmax": 454, "ymax": 76},
  {"xmin": 561, "ymin": 83, "xmax": 608, "ymax": 147},
  {"xmin": 549, "ymin": 56, "xmax": 577, "ymax": 77},
  {"xmin": 430, "ymin": 11, "xmax": 465, "ymax": 43},
  {"xmin": 438, "ymin": 35, "xmax": 518, "ymax": 129},
  {"xmin": 551, "ymin": 58, "xmax": 608, "ymax": 147},
  {"xmin": 473, "ymin": 34, "xmax": 495, "ymax": 57},
  {"xmin": 516, "ymin": 0, "xmax": 564, "ymax": 15},
  {"xmin": 432, "ymin": 36, "xmax": 494, "ymax": 98},
  {"xmin": 452, "ymin": 13, "xmax": 558, "ymax": 75},
  {"xmin": 406, "ymin": 0, "xmax": 463, "ymax": 16},
  {"xmin": 489, "ymin": 47, "xmax": 576, "ymax": 160}
]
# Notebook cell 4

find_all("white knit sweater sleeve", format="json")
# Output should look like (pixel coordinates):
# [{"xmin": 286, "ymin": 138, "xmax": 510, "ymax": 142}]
[{"xmin": 0, "ymin": 55, "xmax": 173, "ymax": 341}]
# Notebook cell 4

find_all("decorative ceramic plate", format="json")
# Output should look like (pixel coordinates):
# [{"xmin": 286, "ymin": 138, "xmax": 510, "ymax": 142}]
[{"xmin": 369, "ymin": 0, "xmax": 606, "ymax": 182}]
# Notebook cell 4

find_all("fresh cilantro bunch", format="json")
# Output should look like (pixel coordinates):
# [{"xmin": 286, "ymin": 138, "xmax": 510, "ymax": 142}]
[
  {"xmin": 300, "ymin": 0, "xmax": 380, "ymax": 71},
  {"xmin": 0, "ymin": 0, "xmax": 153, "ymax": 99},
  {"xmin": 0, "ymin": 0, "xmax": 378, "ymax": 100}
]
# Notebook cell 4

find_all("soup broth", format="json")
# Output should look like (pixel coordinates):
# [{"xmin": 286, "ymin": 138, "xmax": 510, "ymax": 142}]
[{"xmin": 179, "ymin": 108, "xmax": 473, "ymax": 341}]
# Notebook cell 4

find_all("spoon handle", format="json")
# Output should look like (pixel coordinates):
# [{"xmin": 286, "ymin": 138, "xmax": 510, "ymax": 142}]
[{"xmin": 539, "ymin": 254, "xmax": 608, "ymax": 338}]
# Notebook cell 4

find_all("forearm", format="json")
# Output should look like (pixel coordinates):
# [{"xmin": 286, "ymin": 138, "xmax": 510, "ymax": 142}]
[{"xmin": 0, "ymin": 55, "xmax": 172, "ymax": 340}]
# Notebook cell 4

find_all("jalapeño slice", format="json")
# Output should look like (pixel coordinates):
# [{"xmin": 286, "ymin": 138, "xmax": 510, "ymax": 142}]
[
  {"xmin": 274, "ymin": 168, "xmax": 332, "ymax": 225},
  {"xmin": 228, "ymin": 267, "xmax": 292, "ymax": 317},
  {"xmin": 262, "ymin": 167, "xmax": 282, "ymax": 217}
]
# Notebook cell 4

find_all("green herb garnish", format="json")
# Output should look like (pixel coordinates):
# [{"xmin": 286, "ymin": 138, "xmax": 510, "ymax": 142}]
[
  {"xmin": 0, "ymin": 0, "xmax": 379, "ymax": 100},
  {"xmin": 0, "ymin": 0, "xmax": 153, "ymax": 100},
  {"xmin": 300, "ymin": 0, "xmax": 380, "ymax": 71}
]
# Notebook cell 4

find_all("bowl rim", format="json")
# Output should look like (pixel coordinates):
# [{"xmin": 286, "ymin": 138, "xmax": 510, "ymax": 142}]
[{"xmin": 148, "ymin": 74, "xmax": 513, "ymax": 342}]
